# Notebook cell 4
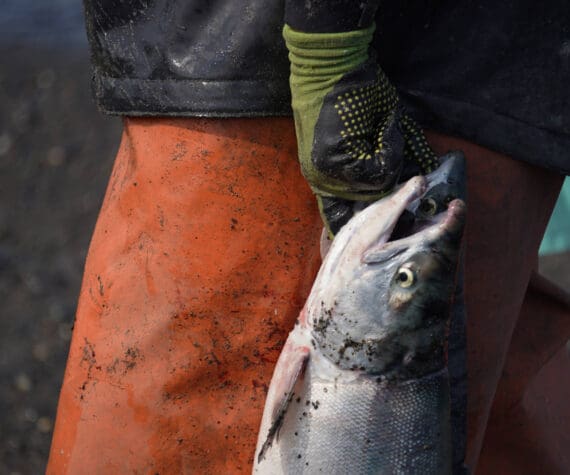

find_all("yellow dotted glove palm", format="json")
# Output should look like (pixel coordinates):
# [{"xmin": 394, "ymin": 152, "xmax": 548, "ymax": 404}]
[{"xmin": 284, "ymin": 25, "xmax": 438, "ymax": 234}]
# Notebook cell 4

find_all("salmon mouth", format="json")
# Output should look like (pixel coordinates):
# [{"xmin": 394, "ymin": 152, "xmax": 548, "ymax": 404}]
[
  {"xmin": 320, "ymin": 151, "xmax": 466, "ymax": 264},
  {"xmin": 439, "ymin": 199, "xmax": 466, "ymax": 240},
  {"xmin": 387, "ymin": 152, "xmax": 466, "ymax": 244},
  {"xmin": 317, "ymin": 176, "xmax": 427, "ymax": 277},
  {"xmin": 360, "ymin": 195, "xmax": 466, "ymax": 265},
  {"xmin": 388, "ymin": 197, "xmax": 466, "ymax": 244}
]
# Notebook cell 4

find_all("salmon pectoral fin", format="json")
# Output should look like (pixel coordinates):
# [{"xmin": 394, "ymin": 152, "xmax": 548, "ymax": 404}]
[{"xmin": 257, "ymin": 338, "xmax": 310, "ymax": 463}]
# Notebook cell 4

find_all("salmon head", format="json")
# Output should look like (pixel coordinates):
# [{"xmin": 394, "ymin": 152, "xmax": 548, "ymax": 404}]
[{"xmin": 306, "ymin": 156, "xmax": 466, "ymax": 380}]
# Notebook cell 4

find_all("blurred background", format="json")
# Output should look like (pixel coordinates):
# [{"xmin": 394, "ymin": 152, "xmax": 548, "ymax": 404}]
[
  {"xmin": 0, "ymin": 1, "xmax": 120, "ymax": 473},
  {"xmin": 0, "ymin": 2, "xmax": 568, "ymax": 474}
]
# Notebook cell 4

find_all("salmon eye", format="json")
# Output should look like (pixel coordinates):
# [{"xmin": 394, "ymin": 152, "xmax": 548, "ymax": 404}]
[
  {"xmin": 396, "ymin": 267, "xmax": 415, "ymax": 288},
  {"xmin": 418, "ymin": 197, "xmax": 437, "ymax": 216}
]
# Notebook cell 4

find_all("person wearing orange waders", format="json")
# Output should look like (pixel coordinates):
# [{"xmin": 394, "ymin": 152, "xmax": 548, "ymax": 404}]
[{"xmin": 48, "ymin": 1, "xmax": 569, "ymax": 474}]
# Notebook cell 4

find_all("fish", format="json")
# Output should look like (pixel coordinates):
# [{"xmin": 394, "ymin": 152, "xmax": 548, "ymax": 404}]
[
  {"xmin": 401, "ymin": 152, "xmax": 469, "ymax": 475},
  {"xmin": 253, "ymin": 161, "xmax": 466, "ymax": 474},
  {"xmin": 319, "ymin": 151, "xmax": 466, "ymax": 256},
  {"xmin": 318, "ymin": 151, "xmax": 470, "ymax": 473}
]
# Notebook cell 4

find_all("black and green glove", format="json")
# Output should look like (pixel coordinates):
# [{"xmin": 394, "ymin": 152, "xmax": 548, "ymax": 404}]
[{"xmin": 284, "ymin": 0, "xmax": 438, "ymax": 235}]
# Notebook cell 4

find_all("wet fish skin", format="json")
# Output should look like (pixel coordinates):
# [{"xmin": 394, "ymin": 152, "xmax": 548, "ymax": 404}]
[
  {"xmin": 263, "ymin": 351, "xmax": 452, "ymax": 474},
  {"xmin": 254, "ymin": 173, "xmax": 465, "ymax": 474}
]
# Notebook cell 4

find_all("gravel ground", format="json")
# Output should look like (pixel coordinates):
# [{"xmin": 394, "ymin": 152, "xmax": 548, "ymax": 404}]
[
  {"xmin": 0, "ymin": 42, "xmax": 121, "ymax": 474},
  {"xmin": 1, "ymin": 14, "xmax": 570, "ymax": 475}
]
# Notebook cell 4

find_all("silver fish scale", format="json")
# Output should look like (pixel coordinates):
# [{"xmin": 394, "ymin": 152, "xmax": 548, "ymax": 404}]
[{"xmin": 263, "ymin": 367, "xmax": 451, "ymax": 475}]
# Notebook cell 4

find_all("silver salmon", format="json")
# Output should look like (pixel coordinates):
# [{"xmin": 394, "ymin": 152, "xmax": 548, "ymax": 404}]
[{"xmin": 253, "ymin": 172, "xmax": 466, "ymax": 474}]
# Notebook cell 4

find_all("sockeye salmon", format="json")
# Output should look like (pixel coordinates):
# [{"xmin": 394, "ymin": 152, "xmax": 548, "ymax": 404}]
[{"xmin": 253, "ymin": 161, "xmax": 466, "ymax": 474}]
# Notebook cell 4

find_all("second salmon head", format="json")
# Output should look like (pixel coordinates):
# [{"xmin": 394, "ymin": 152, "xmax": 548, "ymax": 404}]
[{"xmin": 306, "ymin": 175, "xmax": 466, "ymax": 380}]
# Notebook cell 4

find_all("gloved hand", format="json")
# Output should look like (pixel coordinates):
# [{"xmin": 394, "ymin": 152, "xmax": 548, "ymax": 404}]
[{"xmin": 284, "ymin": 0, "xmax": 438, "ymax": 235}]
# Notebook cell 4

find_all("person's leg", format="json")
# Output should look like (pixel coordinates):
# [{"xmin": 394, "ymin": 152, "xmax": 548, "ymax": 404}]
[
  {"xmin": 478, "ymin": 271, "xmax": 570, "ymax": 474},
  {"xmin": 47, "ymin": 117, "xmax": 323, "ymax": 473},
  {"xmin": 426, "ymin": 132, "xmax": 564, "ymax": 472}
]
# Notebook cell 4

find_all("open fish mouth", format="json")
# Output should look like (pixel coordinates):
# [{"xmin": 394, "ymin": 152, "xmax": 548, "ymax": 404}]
[
  {"xmin": 386, "ymin": 197, "xmax": 466, "ymax": 246},
  {"xmin": 388, "ymin": 152, "xmax": 465, "ymax": 243},
  {"xmin": 314, "ymin": 175, "xmax": 426, "ymax": 293},
  {"xmin": 362, "ymin": 196, "xmax": 466, "ymax": 265},
  {"xmin": 320, "ymin": 152, "xmax": 466, "ymax": 259},
  {"xmin": 355, "ymin": 157, "xmax": 466, "ymax": 264},
  {"xmin": 437, "ymin": 198, "xmax": 466, "ymax": 240}
]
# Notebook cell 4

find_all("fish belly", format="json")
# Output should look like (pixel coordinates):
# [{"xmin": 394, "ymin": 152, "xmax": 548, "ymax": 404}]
[{"xmin": 256, "ymin": 365, "xmax": 451, "ymax": 475}]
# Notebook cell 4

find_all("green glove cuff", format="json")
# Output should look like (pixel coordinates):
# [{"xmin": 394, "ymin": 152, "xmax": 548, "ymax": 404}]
[{"xmin": 283, "ymin": 24, "xmax": 377, "ymax": 198}]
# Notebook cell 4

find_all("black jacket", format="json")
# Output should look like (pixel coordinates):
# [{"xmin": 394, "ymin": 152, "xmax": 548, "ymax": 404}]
[{"xmin": 85, "ymin": 0, "xmax": 570, "ymax": 174}]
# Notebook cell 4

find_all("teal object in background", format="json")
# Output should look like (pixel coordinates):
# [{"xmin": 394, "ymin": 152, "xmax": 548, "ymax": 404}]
[{"xmin": 540, "ymin": 177, "xmax": 570, "ymax": 255}]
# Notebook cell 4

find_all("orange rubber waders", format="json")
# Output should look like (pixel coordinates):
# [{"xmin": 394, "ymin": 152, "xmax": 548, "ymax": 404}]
[
  {"xmin": 48, "ymin": 121, "xmax": 564, "ymax": 474},
  {"xmin": 478, "ymin": 271, "xmax": 570, "ymax": 474},
  {"xmin": 427, "ymin": 132, "xmax": 564, "ymax": 474},
  {"xmin": 47, "ymin": 117, "xmax": 323, "ymax": 473}
]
